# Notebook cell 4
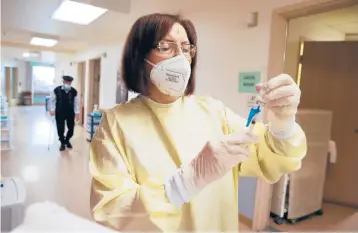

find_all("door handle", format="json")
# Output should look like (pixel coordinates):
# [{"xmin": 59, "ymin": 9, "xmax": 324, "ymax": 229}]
[{"xmin": 355, "ymin": 129, "xmax": 358, "ymax": 134}]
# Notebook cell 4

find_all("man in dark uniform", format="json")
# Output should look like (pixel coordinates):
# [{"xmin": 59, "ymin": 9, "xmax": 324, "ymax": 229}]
[{"xmin": 49, "ymin": 75, "xmax": 80, "ymax": 151}]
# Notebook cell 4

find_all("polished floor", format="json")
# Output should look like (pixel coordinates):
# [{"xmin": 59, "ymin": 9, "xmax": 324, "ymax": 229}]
[
  {"xmin": 2, "ymin": 106, "xmax": 357, "ymax": 232},
  {"xmin": 268, "ymin": 202, "xmax": 358, "ymax": 232},
  {"xmin": 1, "ymin": 106, "xmax": 92, "ymax": 220}
]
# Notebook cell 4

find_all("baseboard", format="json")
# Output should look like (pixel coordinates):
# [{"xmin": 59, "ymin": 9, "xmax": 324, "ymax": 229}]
[
  {"xmin": 238, "ymin": 214, "xmax": 253, "ymax": 228},
  {"xmin": 324, "ymin": 200, "xmax": 358, "ymax": 209}
]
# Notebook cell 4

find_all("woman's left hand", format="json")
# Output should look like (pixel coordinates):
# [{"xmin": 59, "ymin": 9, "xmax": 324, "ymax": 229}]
[{"xmin": 255, "ymin": 74, "xmax": 301, "ymax": 121}]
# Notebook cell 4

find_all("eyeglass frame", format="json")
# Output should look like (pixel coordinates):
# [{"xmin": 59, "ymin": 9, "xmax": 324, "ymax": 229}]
[{"xmin": 153, "ymin": 41, "xmax": 197, "ymax": 58}]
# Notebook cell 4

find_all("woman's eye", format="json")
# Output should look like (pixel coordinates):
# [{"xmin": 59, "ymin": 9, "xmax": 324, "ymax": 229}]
[
  {"xmin": 182, "ymin": 48, "xmax": 190, "ymax": 53},
  {"xmin": 159, "ymin": 47, "xmax": 170, "ymax": 52}
]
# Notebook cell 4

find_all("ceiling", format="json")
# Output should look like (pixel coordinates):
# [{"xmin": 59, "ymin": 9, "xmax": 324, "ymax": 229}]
[
  {"xmin": 1, "ymin": 0, "xmax": 133, "ymax": 52},
  {"xmin": 1, "ymin": 0, "xmax": 195, "ymax": 64},
  {"xmin": 290, "ymin": 5, "xmax": 358, "ymax": 36},
  {"xmin": 1, "ymin": 46, "xmax": 72, "ymax": 65},
  {"xmin": 1, "ymin": 0, "xmax": 358, "ymax": 64}
]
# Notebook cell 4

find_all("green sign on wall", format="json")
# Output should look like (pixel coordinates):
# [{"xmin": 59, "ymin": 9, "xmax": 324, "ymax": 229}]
[
  {"xmin": 238, "ymin": 71, "xmax": 261, "ymax": 93},
  {"xmin": 29, "ymin": 61, "xmax": 54, "ymax": 67}
]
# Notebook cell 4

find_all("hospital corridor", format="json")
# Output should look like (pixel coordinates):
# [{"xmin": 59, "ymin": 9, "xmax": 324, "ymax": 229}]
[{"xmin": 1, "ymin": 0, "xmax": 358, "ymax": 232}]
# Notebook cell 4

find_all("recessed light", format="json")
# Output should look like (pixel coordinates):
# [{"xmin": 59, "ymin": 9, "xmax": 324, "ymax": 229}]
[
  {"xmin": 30, "ymin": 37, "xmax": 58, "ymax": 47},
  {"xmin": 52, "ymin": 0, "xmax": 108, "ymax": 25}
]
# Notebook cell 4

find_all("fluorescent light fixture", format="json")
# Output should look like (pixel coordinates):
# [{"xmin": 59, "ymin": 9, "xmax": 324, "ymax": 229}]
[
  {"xmin": 52, "ymin": 0, "xmax": 108, "ymax": 25},
  {"xmin": 22, "ymin": 52, "xmax": 40, "ymax": 58},
  {"xmin": 30, "ymin": 37, "xmax": 58, "ymax": 47}
]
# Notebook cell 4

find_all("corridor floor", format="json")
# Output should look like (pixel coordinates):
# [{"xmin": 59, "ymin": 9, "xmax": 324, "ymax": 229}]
[
  {"xmin": 1, "ymin": 106, "xmax": 92, "ymax": 219},
  {"xmin": 1, "ymin": 106, "xmax": 252, "ymax": 231},
  {"xmin": 2, "ymin": 106, "xmax": 357, "ymax": 232}
]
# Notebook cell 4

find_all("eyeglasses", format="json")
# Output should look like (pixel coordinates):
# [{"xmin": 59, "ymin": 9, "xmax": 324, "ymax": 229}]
[{"xmin": 155, "ymin": 41, "xmax": 197, "ymax": 58}]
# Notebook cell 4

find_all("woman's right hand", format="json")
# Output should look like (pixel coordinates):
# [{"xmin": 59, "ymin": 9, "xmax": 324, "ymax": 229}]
[
  {"xmin": 165, "ymin": 130, "xmax": 260, "ymax": 208},
  {"xmin": 209, "ymin": 129, "xmax": 260, "ymax": 165},
  {"xmin": 183, "ymin": 130, "xmax": 260, "ymax": 192}
]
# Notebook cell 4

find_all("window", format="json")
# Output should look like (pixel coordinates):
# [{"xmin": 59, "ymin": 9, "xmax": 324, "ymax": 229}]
[{"xmin": 32, "ymin": 66, "xmax": 55, "ymax": 93}]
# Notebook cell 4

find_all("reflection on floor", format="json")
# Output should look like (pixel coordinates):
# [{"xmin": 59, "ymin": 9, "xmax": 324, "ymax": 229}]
[{"xmin": 268, "ymin": 202, "xmax": 358, "ymax": 231}]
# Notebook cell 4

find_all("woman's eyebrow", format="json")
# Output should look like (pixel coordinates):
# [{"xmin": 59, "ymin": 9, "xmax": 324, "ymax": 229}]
[
  {"xmin": 161, "ymin": 38, "xmax": 190, "ymax": 44},
  {"xmin": 161, "ymin": 38, "xmax": 176, "ymax": 43}
]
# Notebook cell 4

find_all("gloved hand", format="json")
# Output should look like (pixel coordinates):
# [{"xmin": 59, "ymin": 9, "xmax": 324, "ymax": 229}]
[
  {"xmin": 165, "ymin": 130, "xmax": 260, "ymax": 208},
  {"xmin": 255, "ymin": 74, "xmax": 301, "ymax": 138}
]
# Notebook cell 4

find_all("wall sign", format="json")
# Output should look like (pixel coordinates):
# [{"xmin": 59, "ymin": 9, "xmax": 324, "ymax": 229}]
[
  {"xmin": 29, "ymin": 61, "xmax": 54, "ymax": 67},
  {"xmin": 246, "ymin": 94, "xmax": 257, "ymax": 108},
  {"xmin": 238, "ymin": 71, "xmax": 261, "ymax": 93}
]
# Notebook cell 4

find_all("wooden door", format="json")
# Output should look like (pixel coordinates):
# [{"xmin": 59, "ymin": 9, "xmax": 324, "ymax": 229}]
[
  {"xmin": 12, "ymin": 67, "xmax": 19, "ymax": 99},
  {"xmin": 92, "ymin": 59, "xmax": 100, "ymax": 107},
  {"xmin": 77, "ymin": 62, "xmax": 86, "ymax": 125},
  {"xmin": 5, "ymin": 67, "xmax": 11, "ymax": 104},
  {"xmin": 299, "ymin": 41, "xmax": 358, "ymax": 207}
]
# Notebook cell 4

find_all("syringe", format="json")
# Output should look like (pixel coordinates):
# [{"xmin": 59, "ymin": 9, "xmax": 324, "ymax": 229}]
[{"xmin": 245, "ymin": 102, "xmax": 262, "ymax": 132}]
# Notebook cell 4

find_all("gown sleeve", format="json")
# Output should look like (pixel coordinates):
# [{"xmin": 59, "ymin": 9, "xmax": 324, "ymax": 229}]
[
  {"xmin": 213, "ymin": 98, "xmax": 307, "ymax": 184},
  {"xmin": 89, "ymin": 109, "xmax": 182, "ymax": 232}
]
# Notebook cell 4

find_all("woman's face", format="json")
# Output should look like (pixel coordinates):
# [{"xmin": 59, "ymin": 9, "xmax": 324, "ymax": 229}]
[{"xmin": 145, "ymin": 23, "xmax": 191, "ymax": 76}]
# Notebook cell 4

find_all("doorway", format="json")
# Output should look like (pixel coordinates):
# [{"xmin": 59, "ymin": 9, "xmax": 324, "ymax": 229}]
[
  {"xmin": 92, "ymin": 58, "xmax": 100, "ymax": 108},
  {"xmin": 299, "ymin": 41, "xmax": 358, "ymax": 207},
  {"xmin": 87, "ymin": 58, "xmax": 101, "ymax": 114},
  {"xmin": 4, "ymin": 67, "xmax": 12, "ymax": 105},
  {"xmin": 268, "ymin": 40, "xmax": 358, "ymax": 232},
  {"xmin": 253, "ymin": 0, "xmax": 358, "ymax": 232},
  {"xmin": 77, "ymin": 62, "xmax": 86, "ymax": 125},
  {"xmin": 11, "ymin": 67, "xmax": 19, "ymax": 101},
  {"xmin": 4, "ymin": 67, "xmax": 19, "ymax": 106}
]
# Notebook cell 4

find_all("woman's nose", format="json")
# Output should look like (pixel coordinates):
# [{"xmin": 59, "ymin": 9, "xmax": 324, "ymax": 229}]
[{"xmin": 174, "ymin": 45, "xmax": 184, "ymax": 56}]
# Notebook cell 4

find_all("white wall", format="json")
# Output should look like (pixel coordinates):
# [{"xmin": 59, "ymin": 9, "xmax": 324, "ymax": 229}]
[
  {"xmin": 183, "ymin": 0, "xmax": 301, "ymax": 117},
  {"xmin": 75, "ymin": 44, "xmax": 122, "ymax": 110},
  {"xmin": 22, "ymin": 62, "xmax": 32, "ymax": 92},
  {"xmin": 54, "ymin": 54, "xmax": 77, "ymax": 87}
]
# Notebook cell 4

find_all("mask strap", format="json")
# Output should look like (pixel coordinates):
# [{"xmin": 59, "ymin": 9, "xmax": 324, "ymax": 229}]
[{"xmin": 144, "ymin": 59, "xmax": 156, "ymax": 67}]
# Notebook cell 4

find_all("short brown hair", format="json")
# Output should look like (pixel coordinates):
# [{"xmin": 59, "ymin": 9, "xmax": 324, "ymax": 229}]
[{"xmin": 121, "ymin": 13, "xmax": 197, "ymax": 96}]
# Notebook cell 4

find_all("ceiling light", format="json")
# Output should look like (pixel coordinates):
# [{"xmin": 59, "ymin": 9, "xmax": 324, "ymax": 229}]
[
  {"xmin": 23, "ymin": 52, "xmax": 40, "ymax": 58},
  {"xmin": 30, "ymin": 37, "xmax": 58, "ymax": 47},
  {"xmin": 52, "ymin": 0, "xmax": 108, "ymax": 25}
]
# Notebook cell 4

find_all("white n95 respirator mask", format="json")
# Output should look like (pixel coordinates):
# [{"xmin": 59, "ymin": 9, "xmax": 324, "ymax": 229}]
[{"xmin": 145, "ymin": 54, "xmax": 191, "ymax": 96}]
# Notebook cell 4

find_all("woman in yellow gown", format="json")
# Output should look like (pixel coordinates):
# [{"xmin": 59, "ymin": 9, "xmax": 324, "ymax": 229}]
[{"xmin": 89, "ymin": 13, "xmax": 307, "ymax": 232}]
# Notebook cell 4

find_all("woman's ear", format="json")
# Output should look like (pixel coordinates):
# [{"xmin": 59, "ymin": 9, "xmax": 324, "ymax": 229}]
[{"xmin": 255, "ymin": 83, "xmax": 263, "ymax": 93}]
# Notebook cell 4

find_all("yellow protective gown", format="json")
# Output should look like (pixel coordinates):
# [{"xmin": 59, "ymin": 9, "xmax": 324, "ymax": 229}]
[{"xmin": 89, "ymin": 95, "xmax": 307, "ymax": 232}]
